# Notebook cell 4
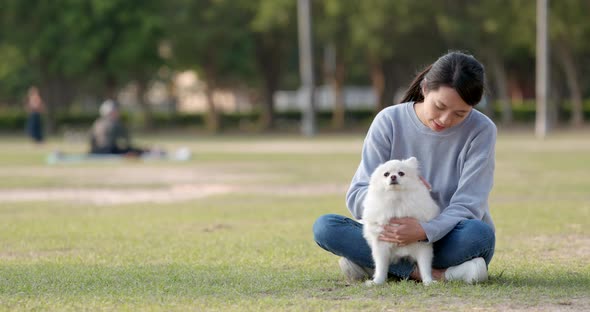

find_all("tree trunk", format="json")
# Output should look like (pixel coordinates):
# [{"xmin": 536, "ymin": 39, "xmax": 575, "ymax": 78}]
[
  {"xmin": 255, "ymin": 33, "xmax": 282, "ymax": 132},
  {"xmin": 202, "ymin": 64, "xmax": 221, "ymax": 133},
  {"xmin": 380, "ymin": 58, "xmax": 396, "ymax": 109},
  {"xmin": 257, "ymin": 81, "xmax": 275, "ymax": 131},
  {"xmin": 331, "ymin": 61, "xmax": 346, "ymax": 130},
  {"xmin": 259, "ymin": 73, "xmax": 277, "ymax": 131},
  {"xmin": 324, "ymin": 43, "xmax": 345, "ymax": 130},
  {"xmin": 204, "ymin": 84, "xmax": 220, "ymax": 133},
  {"xmin": 556, "ymin": 44, "xmax": 584, "ymax": 127},
  {"xmin": 166, "ymin": 80, "xmax": 178, "ymax": 115},
  {"xmin": 488, "ymin": 53, "xmax": 512, "ymax": 124},
  {"xmin": 37, "ymin": 83, "xmax": 56, "ymax": 135},
  {"xmin": 105, "ymin": 75, "xmax": 118, "ymax": 101},
  {"xmin": 369, "ymin": 58, "xmax": 385, "ymax": 112},
  {"xmin": 136, "ymin": 79, "xmax": 153, "ymax": 131},
  {"xmin": 39, "ymin": 74, "xmax": 77, "ymax": 134}
]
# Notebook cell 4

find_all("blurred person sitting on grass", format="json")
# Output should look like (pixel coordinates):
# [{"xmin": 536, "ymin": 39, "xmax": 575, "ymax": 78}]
[{"xmin": 89, "ymin": 99, "xmax": 147, "ymax": 156}]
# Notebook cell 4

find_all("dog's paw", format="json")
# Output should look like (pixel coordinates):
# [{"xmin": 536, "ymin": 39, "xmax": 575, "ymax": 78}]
[
  {"xmin": 365, "ymin": 279, "xmax": 385, "ymax": 287},
  {"xmin": 365, "ymin": 280, "xmax": 383, "ymax": 287},
  {"xmin": 422, "ymin": 279, "xmax": 437, "ymax": 286}
]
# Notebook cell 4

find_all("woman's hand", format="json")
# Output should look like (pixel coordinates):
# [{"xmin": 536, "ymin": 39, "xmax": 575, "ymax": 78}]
[
  {"xmin": 378, "ymin": 217, "xmax": 428, "ymax": 246},
  {"xmin": 419, "ymin": 176, "xmax": 432, "ymax": 191}
]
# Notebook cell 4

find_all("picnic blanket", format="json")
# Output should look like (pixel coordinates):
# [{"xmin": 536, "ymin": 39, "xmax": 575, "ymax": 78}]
[{"xmin": 46, "ymin": 148, "xmax": 192, "ymax": 165}]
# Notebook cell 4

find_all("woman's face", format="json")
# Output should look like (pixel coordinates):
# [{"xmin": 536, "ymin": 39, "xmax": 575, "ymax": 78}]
[{"xmin": 418, "ymin": 86, "xmax": 472, "ymax": 132}]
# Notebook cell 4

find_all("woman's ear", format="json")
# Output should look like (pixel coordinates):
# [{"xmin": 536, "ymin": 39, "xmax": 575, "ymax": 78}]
[{"xmin": 421, "ymin": 79, "xmax": 428, "ymax": 96}]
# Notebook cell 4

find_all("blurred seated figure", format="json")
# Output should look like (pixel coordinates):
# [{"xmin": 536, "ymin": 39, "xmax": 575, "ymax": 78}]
[
  {"xmin": 45, "ymin": 99, "xmax": 191, "ymax": 164},
  {"xmin": 89, "ymin": 99, "xmax": 146, "ymax": 156}
]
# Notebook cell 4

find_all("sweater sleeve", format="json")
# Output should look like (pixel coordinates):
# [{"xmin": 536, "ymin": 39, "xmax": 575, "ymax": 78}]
[
  {"xmin": 346, "ymin": 110, "xmax": 394, "ymax": 219},
  {"xmin": 420, "ymin": 125, "xmax": 497, "ymax": 243}
]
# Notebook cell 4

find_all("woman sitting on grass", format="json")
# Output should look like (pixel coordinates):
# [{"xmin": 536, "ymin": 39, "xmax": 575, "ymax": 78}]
[{"xmin": 313, "ymin": 51, "xmax": 496, "ymax": 284}]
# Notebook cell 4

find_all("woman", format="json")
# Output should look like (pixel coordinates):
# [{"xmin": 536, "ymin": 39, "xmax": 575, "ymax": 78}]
[
  {"xmin": 25, "ymin": 86, "xmax": 45, "ymax": 144},
  {"xmin": 313, "ymin": 51, "xmax": 496, "ymax": 284}
]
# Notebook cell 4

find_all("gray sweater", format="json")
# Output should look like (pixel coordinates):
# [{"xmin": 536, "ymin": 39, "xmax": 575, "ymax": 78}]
[{"xmin": 346, "ymin": 102, "xmax": 496, "ymax": 243}]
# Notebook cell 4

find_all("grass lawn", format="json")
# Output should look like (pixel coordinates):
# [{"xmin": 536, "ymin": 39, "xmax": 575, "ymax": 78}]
[{"xmin": 0, "ymin": 129, "xmax": 589, "ymax": 311}]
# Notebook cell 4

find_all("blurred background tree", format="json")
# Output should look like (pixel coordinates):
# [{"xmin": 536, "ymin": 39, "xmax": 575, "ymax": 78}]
[
  {"xmin": 1, "ymin": 0, "xmax": 165, "ymax": 132},
  {"xmin": 164, "ymin": 0, "xmax": 257, "ymax": 133},
  {"xmin": 435, "ymin": 0, "xmax": 536, "ymax": 124},
  {"xmin": 550, "ymin": 0, "xmax": 589, "ymax": 127},
  {"xmin": 249, "ymin": 0, "xmax": 297, "ymax": 131},
  {"xmin": 0, "ymin": 0, "xmax": 588, "ymax": 134}
]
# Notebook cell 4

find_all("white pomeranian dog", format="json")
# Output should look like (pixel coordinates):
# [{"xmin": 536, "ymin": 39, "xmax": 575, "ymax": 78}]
[{"xmin": 362, "ymin": 157, "xmax": 439, "ymax": 285}]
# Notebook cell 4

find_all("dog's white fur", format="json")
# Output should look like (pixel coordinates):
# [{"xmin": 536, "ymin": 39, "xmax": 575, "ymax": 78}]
[{"xmin": 362, "ymin": 157, "xmax": 439, "ymax": 285}]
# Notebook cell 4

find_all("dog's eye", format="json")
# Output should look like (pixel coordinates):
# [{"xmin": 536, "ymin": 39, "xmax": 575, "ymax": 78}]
[
  {"xmin": 398, "ymin": 171, "xmax": 405, "ymax": 177},
  {"xmin": 383, "ymin": 172, "xmax": 390, "ymax": 177}
]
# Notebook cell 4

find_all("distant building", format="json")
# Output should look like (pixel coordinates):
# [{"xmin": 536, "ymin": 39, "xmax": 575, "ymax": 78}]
[
  {"xmin": 118, "ymin": 70, "xmax": 254, "ymax": 114},
  {"xmin": 274, "ymin": 85, "xmax": 377, "ymax": 112},
  {"xmin": 172, "ymin": 71, "xmax": 253, "ymax": 113},
  {"xmin": 119, "ymin": 70, "xmax": 379, "ymax": 114}
]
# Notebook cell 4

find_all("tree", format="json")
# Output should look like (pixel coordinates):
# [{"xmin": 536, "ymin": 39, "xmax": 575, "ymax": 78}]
[
  {"xmin": 1, "ymin": 0, "xmax": 165, "ymax": 132},
  {"xmin": 349, "ymin": 0, "xmax": 444, "ymax": 111},
  {"xmin": 316, "ymin": 0, "xmax": 358, "ymax": 129},
  {"xmin": 165, "ymin": 0, "xmax": 257, "ymax": 133},
  {"xmin": 0, "ymin": 43, "xmax": 32, "ymax": 105},
  {"xmin": 435, "ymin": 0, "xmax": 535, "ymax": 124},
  {"xmin": 249, "ymin": 0, "xmax": 297, "ymax": 131},
  {"xmin": 551, "ymin": 0, "xmax": 589, "ymax": 127},
  {"xmin": 89, "ymin": 0, "xmax": 165, "ymax": 130},
  {"xmin": 2, "ymin": 0, "xmax": 93, "ymax": 131}
]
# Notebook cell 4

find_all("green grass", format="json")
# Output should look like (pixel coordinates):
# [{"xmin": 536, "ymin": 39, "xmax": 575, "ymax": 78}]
[{"xmin": 1, "ymin": 130, "xmax": 589, "ymax": 311}]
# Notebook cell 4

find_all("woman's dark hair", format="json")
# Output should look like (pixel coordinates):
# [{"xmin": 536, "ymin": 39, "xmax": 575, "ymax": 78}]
[{"xmin": 401, "ymin": 51, "xmax": 485, "ymax": 106}]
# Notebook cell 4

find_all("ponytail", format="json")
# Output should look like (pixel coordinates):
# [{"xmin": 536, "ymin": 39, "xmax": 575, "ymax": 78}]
[
  {"xmin": 400, "ymin": 64, "xmax": 432, "ymax": 104},
  {"xmin": 399, "ymin": 52, "xmax": 485, "ymax": 106}
]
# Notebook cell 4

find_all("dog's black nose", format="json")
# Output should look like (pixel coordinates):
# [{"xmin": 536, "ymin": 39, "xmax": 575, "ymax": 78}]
[{"xmin": 389, "ymin": 175, "xmax": 399, "ymax": 185}]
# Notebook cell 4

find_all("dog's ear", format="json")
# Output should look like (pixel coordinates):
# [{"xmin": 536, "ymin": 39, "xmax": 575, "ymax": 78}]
[{"xmin": 405, "ymin": 157, "xmax": 419, "ymax": 169}]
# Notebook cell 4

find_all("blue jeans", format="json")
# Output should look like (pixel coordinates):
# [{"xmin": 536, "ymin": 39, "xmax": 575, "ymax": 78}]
[{"xmin": 313, "ymin": 214, "xmax": 495, "ymax": 279}]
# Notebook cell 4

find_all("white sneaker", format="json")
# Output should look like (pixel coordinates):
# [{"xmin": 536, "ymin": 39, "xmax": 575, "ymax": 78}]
[
  {"xmin": 338, "ymin": 257, "xmax": 374, "ymax": 282},
  {"xmin": 445, "ymin": 257, "xmax": 488, "ymax": 284}
]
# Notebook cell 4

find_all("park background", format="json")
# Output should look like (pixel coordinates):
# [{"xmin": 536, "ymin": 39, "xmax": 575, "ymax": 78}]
[
  {"xmin": 1, "ymin": 1, "xmax": 589, "ymax": 311},
  {"xmin": 0, "ymin": 0, "xmax": 589, "ymax": 134}
]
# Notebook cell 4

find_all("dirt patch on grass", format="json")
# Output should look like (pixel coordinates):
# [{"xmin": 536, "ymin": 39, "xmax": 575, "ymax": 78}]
[
  {"xmin": 0, "ymin": 165, "xmax": 277, "ymax": 186},
  {"xmin": 190, "ymin": 140, "xmax": 362, "ymax": 154},
  {"xmin": 0, "ymin": 248, "xmax": 79, "ymax": 260},
  {"xmin": 1, "ymin": 160, "xmax": 348, "ymax": 204},
  {"xmin": 0, "ymin": 183, "xmax": 348, "ymax": 205},
  {"xmin": 529, "ymin": 234, "xmax": 590, "ymax": 260},
  {"xmin": 0, "ymin": 184, "xmax": 235, "ymax": 205},
  {"xmin": 490, "ymin": 297, "xmax": 590, "ymax": 311}
]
